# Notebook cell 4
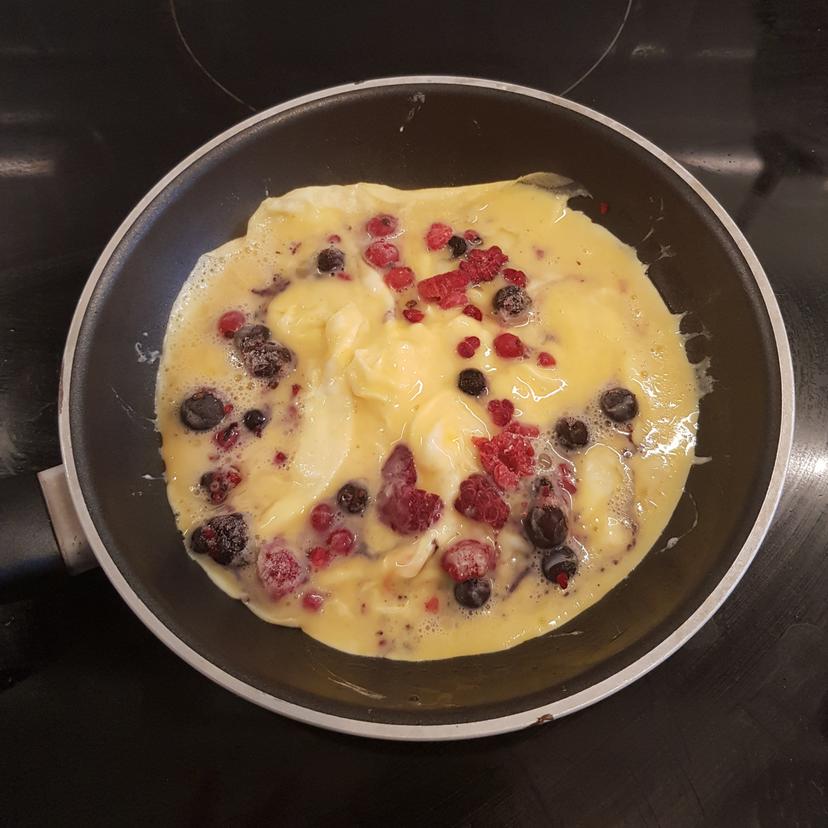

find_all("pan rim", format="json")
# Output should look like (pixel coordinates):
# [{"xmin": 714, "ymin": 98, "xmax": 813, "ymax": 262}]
[{"xmin": 58, "ymin": 74, "xmax": 795, "ymax": 741}]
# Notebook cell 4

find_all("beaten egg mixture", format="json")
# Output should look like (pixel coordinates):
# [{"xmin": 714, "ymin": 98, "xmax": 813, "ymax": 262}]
[{"xmin": 155, "ymin": 178, "xmax": 699, "ymax": 660}]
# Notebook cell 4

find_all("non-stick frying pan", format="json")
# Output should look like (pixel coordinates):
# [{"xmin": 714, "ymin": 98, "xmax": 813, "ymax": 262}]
[{"xmin": 0, "ymin": 77, "xmax": 793, "ymax": 740}]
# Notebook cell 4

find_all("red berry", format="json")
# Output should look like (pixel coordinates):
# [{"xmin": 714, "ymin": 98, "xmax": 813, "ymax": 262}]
[
  {"xmin": 599, "ymin": 201, "xmax": 609, "ymax": 215},
  {"xmin": 462, "ymin": 304, "xmax": 483, "ymax": 321},
  {"xmin": 364, "ymin": 241, "xmax": 400, "ymax": 268},
  {"xmin": 493, "ymin": 332, "xmax": 525, "ymax": 359},
  {"xmin": 417, "ymin": 269, "xmax": 470, "ymax": 306},
  {"xmin": 302, "ymin": 591, "xmax": 325, "ymax": 611},
  {"xmin": 257, "ymin": 542, "xmax": 306, "ymax": 599},
  {"xmin": 426, "ymin": 222, "xmax": 453, "ymax": 250},
  {"xmin": 213, "ymin": 422, "xmax": 240, "ymax": 451},
  {"xmin": 538, "ymin": 351, "xmax": 556, "ymax": 367},
  {"xmin": 310, "ymin": 503, "xmax": 334, "ymax": 533},
  {"xmin": 199, "ymin": 467, "xmax": 242, "ymax": 504},
  {"xmin": 291, "ymin": 383, "xmax": 301, "ymax": 396},
  {"xmin": 459, "ymin": 246, "xmax": 507, "ymax": 284},
  {"xmin": 503, "ymin": 268, "xmax": 527, "ymax": 288},
  {"xmin": 336, "ymin": 272, "xmax": 352, "ymax": 281},
  {"xmin": 382, "ymin": 443, "xmax": 418, "ymax": 485},
  {"xmin": 366, "ymin": 214, "xmax": 398, "ymax": 237},
  {"xmin": 273, "ymin": 451, "xmax": 288, "ymax": 466},
  {"xmin": 463, "ymin": 230, "xmax": 482, "ymax": 245},
  {"xmin": 441, "ymin": 539, "xmax": 497, "ymax": 582},
  {"xmin": 487, "ymin": 398, "xmax": 515, "ymax": 427},
  {"xmin": 403, "ymin": 308, "xmax": 425, "ymax": 323},
  {"xmin": 424, "ymin": 596, "xmax": 439, "ymax": 613},
  {"xmin": 328, "ymin": 234, "xmax": 341, "ymax": 244},
  {"xmin": 308, "ymin": 546, "xmax": 332, "ymax": 569},
  {"xmin": 558, "ymin": 462, "xmax": 577, "ymax": 494},
  {"xmin": 556, "ymin": 571, "xmax": 570, "ymax": 589},
  {"xmin": 454, "ymin": 474, "xmax": 510, "ymax": 530},
  {"xmin": 456, "ymin": 336, "xmax": 480, "ymax": 358},
  {"xmin": 327, "ymin": 528, "xmax": 355, "ymax": 556},
  {"xmin": 473, "ymin": 423, "xmax": 536, "ymax": 491},
  {"xmin": 384, "ymin": 266, "xmax": 415, "ymax": 292},
  {"xmin": 218, "ymin": 310, "xmax": 245, "ymax": 338},
  {"xmin": 377, "ymin": 485, "xmax": 443, "ymax": 534}
]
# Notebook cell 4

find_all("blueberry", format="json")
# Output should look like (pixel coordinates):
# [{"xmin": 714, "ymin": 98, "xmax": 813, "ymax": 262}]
[
  {"xmin": 541, "ymin": 546, "xmax": 578, "ymax": 583},
  {"xmin": 458, "ymin": 368, "xmax": 487, "ymax": 396},
  {"xmin": 493, "ymin": 285, "xmax": 532, "ymax": 321},
  {"xmin": 337, "ymin": 483, "xmax": 369, "ymax": 515},
  {"xmin": 234, "ymin": 324, "xmax": 295, "ymax": 385},
  {"xmin": 555, "ymin": 417, "xmax": 589, "ymax": 449},
  {"xmin": 600, "ymin": 387, "xmax": 638, "ymax": 422},
  {"xmin": 233, "ymin": 324, "xmax": 270, "ymax": 351},
  {"xmin": 180, "ymin": 391, "xmax": 225, "ymax": 431},
  {"xmin": 317, "ymin": 247, "xmax": 345, "ymax": 273},
  {"xmin": 190, "ymin": 513, "xmax": 250, "ymax": 566},
  {"xmin": 447, "ymin": 235, "xmax": 468, "ymax": 258},
  {"xmin": 243, "ymin": 408, "xmax": 267, "ymax": 435},
  {"xmin": 454, "ymin": 578, "xmax": 492, "ymax": 609},
  {"xmin": 523, "ymin": 505, "xmax": 568, "ymax": 549}
]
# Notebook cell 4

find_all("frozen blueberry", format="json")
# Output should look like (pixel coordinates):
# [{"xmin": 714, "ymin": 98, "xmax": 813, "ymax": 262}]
[
  {"xmin": 493, "ymin": 285, "xmax": 532, "ymax": 321},
  {"xmin": 447, "ymin": 235, "xmax": 468, "ymax": 258},
  {"xmin": 179, "ymin": 391, "xmax": 225, "ymax": 431},
  {"xmin": 454, "ymin": 578, "xmax": 492, "ymax": 609},
  {"xmin": 234, "ymin": 324, "xmax": 295, "ymax": 384},
  {"xmin": 190, "ymin": 513, "xmax": 250, "ymax": 566},
  {"xmin": 337, "ymin": 483, "xmax": 369, "ymax": 515},
  {"xmin": 555, "ymin": 417, "xmax": 589, "ymax": 449},
  {"xmin": 523, "ymin": 505, "xmax": 568, "ymax": 549},
  {"xmin": 317, "ymin": 247, "xmax": 345, "ymax": 273},
  {"xmin": 541, "ymin": 546, "xmax": 578, "ymax": 583},
  {"xmin": 233, "ymin": 324, "xmax": 270, "ymax": 351},
  {"xmin": 458, "ymin": 368, "xmax": 487, "ymax": 396},
  {"xmin": 600, "ymin": 387, "xmax": 639, "ymax": 422},
  {"xmin": 243, "ymin": 408, "xmax": 267, "ymax": 435}
]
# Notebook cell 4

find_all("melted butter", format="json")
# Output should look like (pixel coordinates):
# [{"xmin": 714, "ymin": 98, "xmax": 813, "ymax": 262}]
[{"xmin": 156, "ymin": 179, "xmax": 699, "ymax": 660}]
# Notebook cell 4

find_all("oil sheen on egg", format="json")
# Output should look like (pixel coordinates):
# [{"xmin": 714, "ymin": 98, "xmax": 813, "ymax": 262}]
[{"xmin": 155, "ymin": 179, "xmax": 700, "ymax": 661}]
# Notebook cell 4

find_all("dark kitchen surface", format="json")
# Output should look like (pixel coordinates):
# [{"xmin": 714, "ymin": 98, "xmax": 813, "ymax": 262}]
[{"xmin": 1, "ymin": 0, "xmax": 826, "ymax": 825}]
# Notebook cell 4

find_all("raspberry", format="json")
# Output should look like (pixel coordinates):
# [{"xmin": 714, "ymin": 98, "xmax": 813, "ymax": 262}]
[
  {"xmin": 302, "ymin": 591, "xmax": 325, "ymax": 611},
  {"xmin": 382, "ymin": 443, "xmax": 418, "ymax": 485},
  {"xmin": 308, "ymin": 546, "xmax": 333, "ymax": 569},
  {"xmin": 364, "ymin": 241, "xmax": 399, "ymax": 268},
  {"xmin": 213, "ymin": 422, "xmax": 240, "ymax": 451},
  {"xmin": 456, "ymin": 336, "xmax": 480, "ymax": 358},
  {"xmin": 462, "ymin": 304, "xmax": 483, "ymax": 321},
  {"xmin": 441, "ymin": 539, "xmax": 497, "ymax": 582},
  {"xmin": 473, "ymin": 423, "xmax": 536, "ymax": 491},
  {"xmin": 459, "ymin": 246, "xmax": 507, "ymax": 284},
  {"xmin": 377, "ymin": 485, "xmax": 443, "ymax": 534},
  {"xmin": 538, "ymin": 351, "xmax": 556, "ymax": 367},
  {"xmin": 327, "ymin": 528, "xmax": 355, "ymax": 556},
  {"xmin": 487, "ymin": 398, "xmax": 514, "ymax": 427},
  {"xmin": 417, "ymin": 269, "xmax": 470, "ymax": 306},
  {"xmin": 310, "ymin": 503, "xmax": 334, "ymax": 533},
  {"xmin": 199, "ymin": 467, "xmax": 242, "ymax": 504},
  {"xmin": 493, "ymin": 332, "xmax": 525, "ymax": 359},
  {"xmin": 366, "ymin": 214, "xmax": 398, "ymax": 237},
  {"xmin": 503, "ymin": 268, "xmax": 527, "ymax": 288},
  {"xmin": 426, "ymin": 222, "xmax": 453, "ymax": 250},
  {"xmin": 454, "ymin": 474, "xmax": 510, "ymax": 530},
  {"xmin": 403, "ymin": 308, "xmax": 425, "ymax": 323},
  {"xmin": 257, "ymin": 542, "xmax": 306, "ymax": 599},
  {"xmin": 440, "ymin": 291, "xmax": 468, "ymax": 309},
  {"xmin": 424, "ymin": 596, "xmax": 439, "ymax": 613},
  {"xmin": 218, "ymin": 310, "xmax": 245, "ymax": 338},
  {"xmin": 384, "ymin": 266, "xmax": 415, "ymax": 292}
]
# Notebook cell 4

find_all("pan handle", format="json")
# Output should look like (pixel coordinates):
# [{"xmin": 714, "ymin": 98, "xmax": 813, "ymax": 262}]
[{"xmin": 0, "ymin": 465, "xmax": 97, "ymax": 597}]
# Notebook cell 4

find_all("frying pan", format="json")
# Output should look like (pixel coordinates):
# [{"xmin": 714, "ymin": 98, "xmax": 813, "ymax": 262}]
[{"xmin": 0, "ymin": 77, "xmax": 793, "ymax": 740}]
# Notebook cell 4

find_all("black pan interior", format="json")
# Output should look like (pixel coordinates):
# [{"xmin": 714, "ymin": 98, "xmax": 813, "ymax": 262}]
[{"xmin": 70, "ymin": 83, "xmax": 781, "ymax": 726}]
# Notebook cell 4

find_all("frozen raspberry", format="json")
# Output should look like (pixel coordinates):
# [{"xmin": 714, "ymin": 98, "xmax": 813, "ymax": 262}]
[
  {"xmin": 257, "ymin": 541, "xmax": 306, "ymax": 599},
  {"xmin": 538, "ymin": 351, "xmax": 556, "ymax": 367},
  {"xmin": 441, "ymin": 539, "xmax": 497, "ymax": 582},
  {"xmin": 503, "ymin": 268, "xmax": 527, "ymax": 287},
  {"xmin": 218, "ymin": 310, "xmax": 245, "ymax": 338},
  {"xmin": 403, "ymin": 308, "xmax": 425, "ymax": 323},
  {"xmin": 426, "ymin": 222, "xmax": 453, "ymax": 250},
  {"xmin": 493, "ymin": 332, "xmax": 525, "ymax": 359},
  {"xmin": 384, "ymin": 266, "xmax": 415, "ymax": 292},
  {"xmin": 473, "ymin": 422, "xmax": 537, "ymax": 490},
  {"xmin": 308, "ymin": 546, "xmax": 333, "ymax": 569},
  {"xmin": 199, "ymin": 467, "xmax": 242, "ymax": 505},
  {"xmin": 328, "ymin": 528, "xmax": 355, "ymax": 556},
  {"xmin": 310, "ymin": 503, "xmax": 335, "ymax": 533},
  {"xmin": 377, "ymin": 486, "xmax": 443, "ymax": 534},
  {"xmin": 462, "ymin": 304, "xmax": 483, "ymax": 321},
  {"xmin": 456, "ymin": 336, "xmax": 480, "ymax": 358},
  {"xmin": 366, "ymin": 214, "xmax": 398, "ymax": 237},
  {"xmin": 364, "ymin": 241, "xmax": 400, "ymax": 268},
  {"xmin": 487, "ymin": 398, "xmax": 515, "ymax": 427},
  {"xmin": 454, "ymin": 474, "xmax": 510, "ymax": 530},
  {"xmin": 417, "ymin": 269, "xmax": 470, "ymax": 306},
  {"xmin": 424, "ymin": 596, "xmax": 439, "ymax": 613},
  {"xmin": 213, "ymin": 422, "xmax": 240, "ymax": 451},
  {"xmin": 382, "ymin": 443, "xmax": 417, "ymax": 485},
  {"xmin": 302, "ymin": 591, "xmax": 325, "ymax": 611},
  {"xmin": 459, "ymin": 246, "xmax": 507, "ymax": 284}
]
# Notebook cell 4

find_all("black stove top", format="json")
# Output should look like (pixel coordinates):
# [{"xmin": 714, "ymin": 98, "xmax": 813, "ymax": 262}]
[{"xmin": 2, "ymin": 1, "xmax": 827, "ymax": 824}]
